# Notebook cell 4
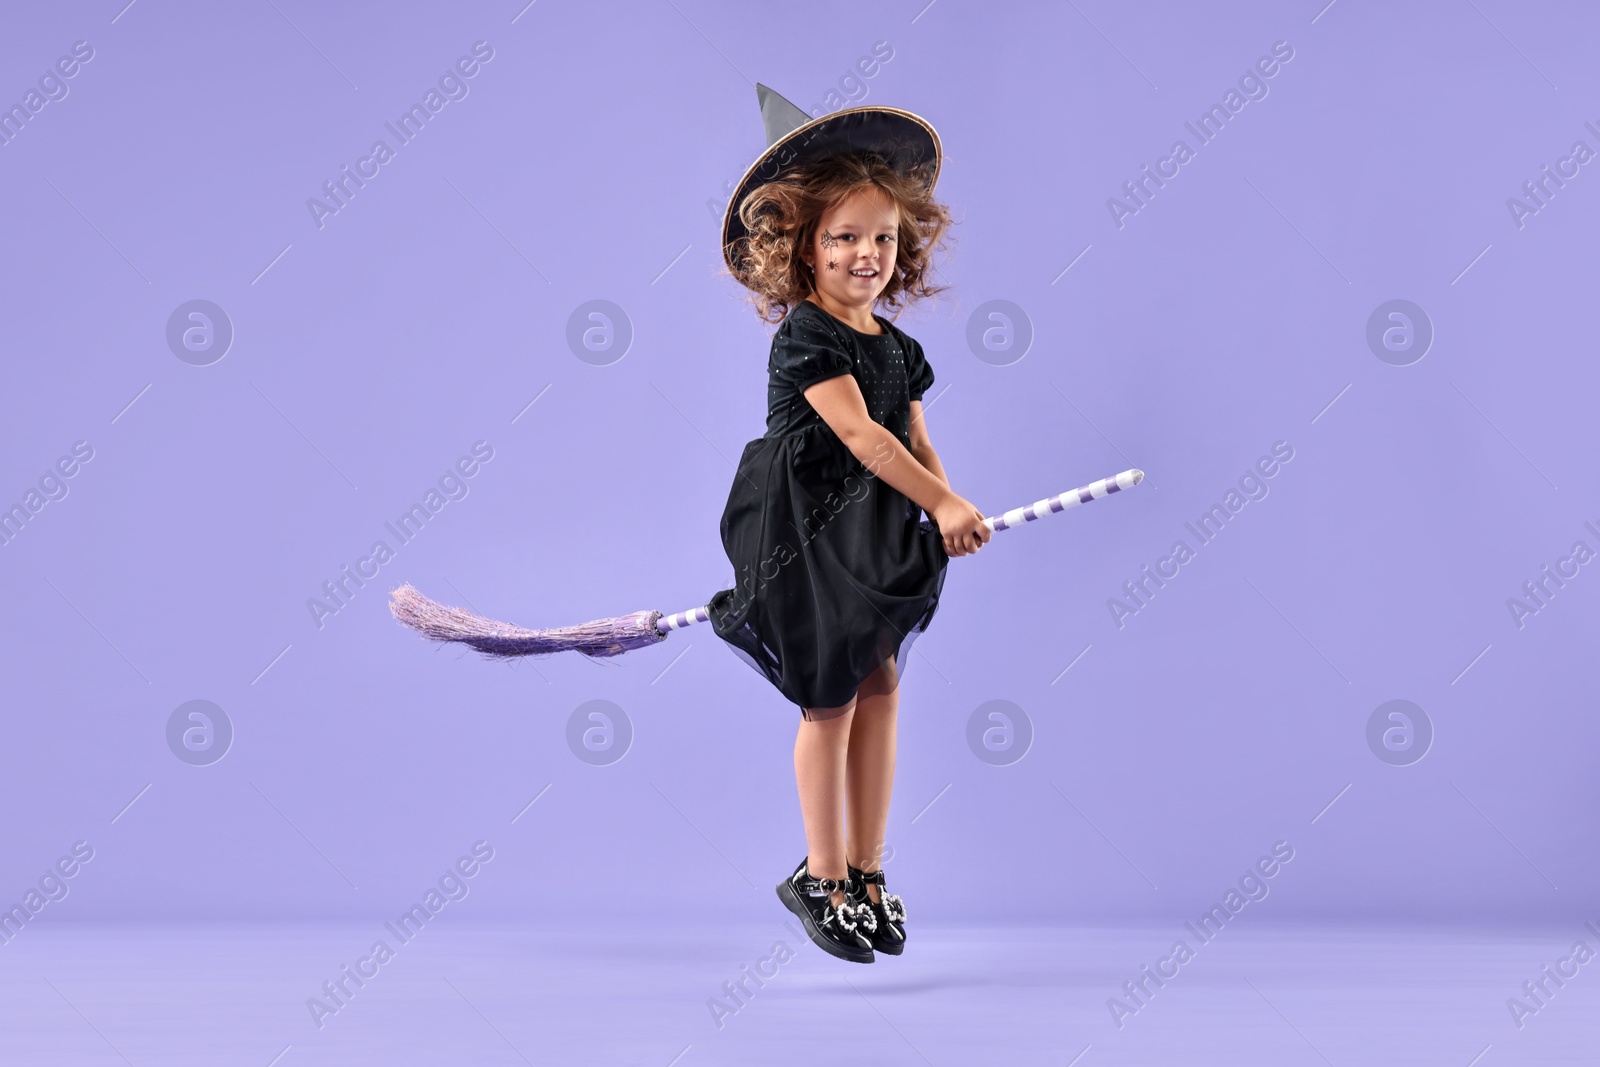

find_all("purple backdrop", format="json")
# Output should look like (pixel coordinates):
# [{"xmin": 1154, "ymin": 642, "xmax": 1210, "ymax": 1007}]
[{"xmin": 2, "ymin": 0, "xmax": 1598, "ymax": 1062}]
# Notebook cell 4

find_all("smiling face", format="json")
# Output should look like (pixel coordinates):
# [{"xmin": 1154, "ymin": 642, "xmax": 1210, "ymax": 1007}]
[{"xmin": 800, "ymin": 184, "xmax": 899, "ymax": 313}]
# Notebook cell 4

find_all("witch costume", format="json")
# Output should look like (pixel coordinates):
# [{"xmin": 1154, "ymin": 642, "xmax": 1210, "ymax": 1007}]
[
  {"xmin": 704, "ymin": 299, "xmax": 946, "ymax": 714},
  {"xmin": 384, "ymin": 85, "xmax": 1144, "ymax": 687},
  {"xmin": 385, "ymin": 80, "xmax": 1145, "ymax": 966},
  {"xmin": 703, "ymin": 85, "xmax": 950, "ymax": 716}
]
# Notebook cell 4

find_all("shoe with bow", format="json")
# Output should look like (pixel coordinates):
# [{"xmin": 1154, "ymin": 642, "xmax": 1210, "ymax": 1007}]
[
  {"xmin": 776, "ymin": 858, "xmax": 877, "ymax": 964},
  {"xmin": 847, "ymin": 864, "xmax": 906, "ymax": 955}
]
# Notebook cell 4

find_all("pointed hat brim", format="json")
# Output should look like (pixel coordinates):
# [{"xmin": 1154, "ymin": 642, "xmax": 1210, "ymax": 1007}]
[{"xmin": 721, "ymin": 84, "xmax": 941, "ymax": 279}]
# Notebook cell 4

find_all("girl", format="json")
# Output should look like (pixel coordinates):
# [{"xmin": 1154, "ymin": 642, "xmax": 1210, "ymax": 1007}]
[{"xmin": 707, "ymin": 86, "xmax": 991, "ymax": 963}]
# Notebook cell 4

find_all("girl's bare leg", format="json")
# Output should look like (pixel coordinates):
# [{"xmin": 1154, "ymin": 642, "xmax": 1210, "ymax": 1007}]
[
  {"xmin": 846, "ymin": 654, "xmax": 899, "ymax": 905},
  {"xmin": 795, "ymin": 693, "xmax": 857, "ymax": 908}
]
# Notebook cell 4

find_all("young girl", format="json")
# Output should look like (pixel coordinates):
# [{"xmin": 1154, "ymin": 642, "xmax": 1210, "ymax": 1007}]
[{"xmin": 707, "ymin": 86, "xmax": 991, "ymax": 963}]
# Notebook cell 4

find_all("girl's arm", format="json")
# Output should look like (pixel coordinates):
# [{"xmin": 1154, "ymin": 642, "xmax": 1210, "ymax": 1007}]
[
  {"xmin": 907, "ymin": 400, "xmax": 949, "ymax": 488},
  {"xmin": 803, "ymin": 375, "xmax": 991, "ymax": 555},
  {"xmin": 801, "ymin": 377, "xmax": 945, "ymax": 512}
]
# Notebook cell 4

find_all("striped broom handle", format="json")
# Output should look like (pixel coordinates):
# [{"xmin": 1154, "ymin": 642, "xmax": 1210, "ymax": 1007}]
[
  {"xmin": 984, "ymin": 466, "xmax": 1144, "ymax": 531},
  {"xmin": 655, "ymin": 467, "xmax": 1145, "ymax": 635}
]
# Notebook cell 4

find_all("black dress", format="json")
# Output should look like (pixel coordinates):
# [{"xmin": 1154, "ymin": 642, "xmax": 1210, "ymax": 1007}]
[{"xmin": 707, "ymin": 299, "xmax": 949, "ymax": 715}]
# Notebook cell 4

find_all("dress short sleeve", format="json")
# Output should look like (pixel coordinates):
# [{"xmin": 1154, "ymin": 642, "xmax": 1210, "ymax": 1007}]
[
  {"xmin": 771, "ymin": 307, "xmax": 853, "ymax": 394},
  {"xmin": 906, "ymin": 337, "xmax": 935, "ymax": 402}
]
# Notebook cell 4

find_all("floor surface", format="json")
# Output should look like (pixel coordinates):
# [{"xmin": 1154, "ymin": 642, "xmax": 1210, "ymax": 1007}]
[{"xmin": 1, "ymin": 921, "xmax": 1594, "ymax": 1065}]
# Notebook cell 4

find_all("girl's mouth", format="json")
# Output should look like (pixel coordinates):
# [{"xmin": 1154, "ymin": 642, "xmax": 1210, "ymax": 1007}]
[{"xmin": 849, "ymin": 268, "xmax": 878, "ymax": 281}]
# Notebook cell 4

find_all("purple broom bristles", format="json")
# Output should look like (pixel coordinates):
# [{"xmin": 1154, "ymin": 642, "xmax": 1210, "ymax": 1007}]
[{"xmin": 388, "ymin": 583, "xmax": 668, "ymax": 660}]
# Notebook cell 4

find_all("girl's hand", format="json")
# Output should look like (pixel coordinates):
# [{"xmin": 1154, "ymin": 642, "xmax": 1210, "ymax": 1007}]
[{"xmin": 931, "ymin": 492, "xmax": 992, "ymax": 557}]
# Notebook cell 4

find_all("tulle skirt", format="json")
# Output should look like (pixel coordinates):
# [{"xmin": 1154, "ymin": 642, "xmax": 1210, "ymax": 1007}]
[{"xmin": 707, "ymin": 423, "xmax": 948, "ymax": 715}]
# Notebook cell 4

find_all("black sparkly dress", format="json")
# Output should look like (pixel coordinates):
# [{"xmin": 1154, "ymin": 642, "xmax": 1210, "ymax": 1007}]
[{"xmin": 707, "ymin": 299, "xmax": 949, "ymax": 716}]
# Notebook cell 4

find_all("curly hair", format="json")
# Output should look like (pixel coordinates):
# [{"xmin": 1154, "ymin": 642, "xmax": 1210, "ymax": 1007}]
[{"xmin": 723, "ymin": 150, "xmax": 955, "ymax": 324}]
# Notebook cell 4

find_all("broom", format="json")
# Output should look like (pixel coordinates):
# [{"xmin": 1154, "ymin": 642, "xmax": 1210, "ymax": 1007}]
[{"xmin": 389, "ymin": 467, "xmax": 1144, "ymax": 660}]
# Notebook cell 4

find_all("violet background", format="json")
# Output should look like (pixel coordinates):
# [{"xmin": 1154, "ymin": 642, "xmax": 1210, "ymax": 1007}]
[{"xmin": 1, "ymin": 1, "xmax": 1596, "ymax": 1063}]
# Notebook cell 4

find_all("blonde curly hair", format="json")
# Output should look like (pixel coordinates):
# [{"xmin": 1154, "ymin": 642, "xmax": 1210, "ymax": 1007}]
[{"xmin": 723, "ymin": 150, "xmax": 955, "ymax": 324}]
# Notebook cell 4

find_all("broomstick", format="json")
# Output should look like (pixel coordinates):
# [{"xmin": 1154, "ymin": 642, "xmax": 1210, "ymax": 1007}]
[{"xmin": 389, "ymin": 468, "xmax": 1144, "ymax": 660}]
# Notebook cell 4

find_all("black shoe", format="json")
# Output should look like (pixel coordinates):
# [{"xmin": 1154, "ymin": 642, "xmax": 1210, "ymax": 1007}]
[
  {"xmin": 847, "ymin": 864, "xmax": 906, "ymax": 955},
  {"xmin": 776, "ymin": 858, "xmax": 876, "ymax": 964}
]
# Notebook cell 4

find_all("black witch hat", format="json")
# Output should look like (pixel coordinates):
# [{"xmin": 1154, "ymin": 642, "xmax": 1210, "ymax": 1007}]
[{"xmin": 720, "ymin": 83, "xmax": 942, "ymax": 280}]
